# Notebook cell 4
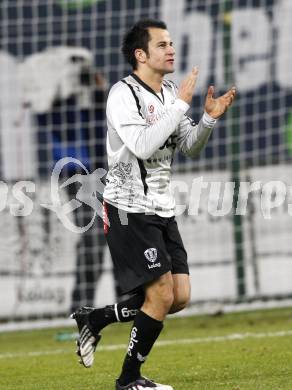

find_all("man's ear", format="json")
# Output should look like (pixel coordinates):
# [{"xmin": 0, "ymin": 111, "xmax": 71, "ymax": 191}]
[{"xmin": 134, "ymin": 48, "xmax": 147, "ymax": 65}]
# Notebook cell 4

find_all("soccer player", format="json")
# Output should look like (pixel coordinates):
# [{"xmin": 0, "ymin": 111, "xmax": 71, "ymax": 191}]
[{"xmin": 71, "ymin": 19, "xmax": 235, "ymax": 390}]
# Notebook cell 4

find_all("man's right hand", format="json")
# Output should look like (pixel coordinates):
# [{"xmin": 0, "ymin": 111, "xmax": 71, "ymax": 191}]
[{"xmin": 177, "ymin": 67, "xmax": 199, "ymax": 105}]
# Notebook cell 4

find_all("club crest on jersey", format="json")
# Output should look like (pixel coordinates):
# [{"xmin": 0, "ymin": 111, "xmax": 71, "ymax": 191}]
[
  {"xmin": 144, "ymin": 248, "xmax": 157, "ymax": 263},
  {"xmin": 148, "ymin": 104, "xmax": 155, "ymax": 114}
]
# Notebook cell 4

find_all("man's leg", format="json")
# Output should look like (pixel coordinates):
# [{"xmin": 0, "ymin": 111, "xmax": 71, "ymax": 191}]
[
  {"xmin": 117, "ymin": 272, "xmax": 174, "ymax": 388},
  {"xmin": 71, "ymin": 292, "xmax": 145, "ymax": 367},
  {"xmin": 72, "ymin": 273, "xmax": 190, "ymax": 367}
]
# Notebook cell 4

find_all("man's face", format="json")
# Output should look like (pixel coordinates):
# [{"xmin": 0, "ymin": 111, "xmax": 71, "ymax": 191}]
[{"xmin": 143, "ymin": 28, "xmax": 175, "ymax": 75}]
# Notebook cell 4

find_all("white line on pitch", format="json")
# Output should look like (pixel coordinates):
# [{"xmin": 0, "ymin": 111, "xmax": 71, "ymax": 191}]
[{"xmin": 1, "ymin": 329, "xmax": 292, "ymax": 360}]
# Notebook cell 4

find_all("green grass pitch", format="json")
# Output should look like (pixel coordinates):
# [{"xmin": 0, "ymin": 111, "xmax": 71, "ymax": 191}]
[{"xmin": 1, "ymin": 307, "xmax": 292, "ymax": 389}]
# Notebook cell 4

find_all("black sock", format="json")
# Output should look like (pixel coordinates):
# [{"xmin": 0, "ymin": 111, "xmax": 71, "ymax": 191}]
[
  {"xmin": 118, "ymin": 310, "xmax": 163, "ymax": 386},
  {"xmin": 88, "ymin": 293, "xmax": 144, "ymax": 331}
]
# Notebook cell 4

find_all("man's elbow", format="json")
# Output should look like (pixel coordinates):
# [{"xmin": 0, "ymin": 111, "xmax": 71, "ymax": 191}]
[{"xmin": 132, "ymin": 141, "xmax": 154, "ymax": 160}]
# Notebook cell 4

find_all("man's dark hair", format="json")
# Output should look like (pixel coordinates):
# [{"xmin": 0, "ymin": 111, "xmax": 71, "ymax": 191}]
[{"xmin": 122, "ymin": 19, "xmax": 167, "ymax": 70}]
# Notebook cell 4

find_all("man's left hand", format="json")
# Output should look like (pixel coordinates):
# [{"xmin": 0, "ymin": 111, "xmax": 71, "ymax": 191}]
[{"xmin": 204, "ymin": 86, "xmax": 236, "ymax": 119}]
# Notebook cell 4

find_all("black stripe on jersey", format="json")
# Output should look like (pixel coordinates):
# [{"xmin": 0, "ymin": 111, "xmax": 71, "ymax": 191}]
[
  {"xmin": 185, "ymin": 114, "xmax": 196, "ymax": 126},
  {"xmin": 160, "ymin": 88, "xmax": 165, "ymax": 104},
  {"xmin": 137, "ymin": 158, "xmax": 148, "ymax": 195},
  {"xmin": 131, "ymin": 73, "xmax": 164, "ymax": 104},
  {"xmin": 121, "ymin": 80, "xmax": 144, "ymax": 119}
]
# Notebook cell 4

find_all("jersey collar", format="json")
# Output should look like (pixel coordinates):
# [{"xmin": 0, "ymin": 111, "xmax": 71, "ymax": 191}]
[{"xmin": 130, "ymin": 73, "xmax": 165, "ymax": 104}]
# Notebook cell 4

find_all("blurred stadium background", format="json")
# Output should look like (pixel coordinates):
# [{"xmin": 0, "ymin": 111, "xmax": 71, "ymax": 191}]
[{"xmin": 0, "ymin": 0, "xmax": 292, "ymax": 330}]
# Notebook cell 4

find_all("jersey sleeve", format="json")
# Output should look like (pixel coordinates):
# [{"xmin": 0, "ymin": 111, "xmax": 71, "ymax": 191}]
[
  {"xmin": 176, "ymin": 112, "xmax": 217, "ymax": 158},
  {"xmin": 106, "ymin": 83, "xmax": 189, "ymax": 160}
]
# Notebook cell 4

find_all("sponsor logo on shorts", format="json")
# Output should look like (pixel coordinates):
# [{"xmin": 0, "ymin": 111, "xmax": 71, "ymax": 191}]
[
  {"xmin": 147, "ymin": 262, "xmax": 161, "ymax": 269},
  {"xmin": 144, "ymin": 248, "xmax": 161, "ymax": 269},
  {"xmin": 144, "ymin": 248, "xmax": 157, "ymax": 262}
]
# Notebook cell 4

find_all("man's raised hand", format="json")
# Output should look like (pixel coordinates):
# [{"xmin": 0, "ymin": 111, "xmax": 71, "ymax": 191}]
[
  {"xmin": 204, "ymin": 86, "xmax": 236, "ymax": 119},
  {"xmin": 177, "ymin": 67, "xmax": 199, "ymax": 105}
]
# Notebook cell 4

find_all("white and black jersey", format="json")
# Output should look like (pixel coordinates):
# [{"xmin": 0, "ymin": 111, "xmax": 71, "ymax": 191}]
[{"xmin": 103, "ymin": 73, "xmax": 216, "ymax": 217}]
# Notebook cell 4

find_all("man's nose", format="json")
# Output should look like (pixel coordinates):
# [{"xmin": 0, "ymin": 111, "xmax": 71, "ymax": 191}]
[{"xmin": 168, "ymin": 46, "xmax": 175, "ymax": 55}]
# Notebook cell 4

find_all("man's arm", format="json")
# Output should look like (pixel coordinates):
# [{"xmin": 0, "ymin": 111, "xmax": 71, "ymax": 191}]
[
  {"xmin": 176, "ymin": 85, "xmax": 236, "ymax": 157},
  {"xmin": 107, "ymin": 85, "xmax": 189, "ymax": 160}
]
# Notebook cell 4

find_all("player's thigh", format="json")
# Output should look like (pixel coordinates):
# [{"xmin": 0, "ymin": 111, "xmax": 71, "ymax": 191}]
[
  {"xmin": 104, "ymin": 202, "xmax": 171, "ymax": 295},
  {"xmin": 144, "ymin": 271, "xmax": 174, "ymax": 304}
]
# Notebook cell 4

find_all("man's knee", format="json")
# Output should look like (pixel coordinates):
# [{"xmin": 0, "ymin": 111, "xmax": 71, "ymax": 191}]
[{"xmin": 171, "ymin": 290, "xmax": 190, "ymax": 313}]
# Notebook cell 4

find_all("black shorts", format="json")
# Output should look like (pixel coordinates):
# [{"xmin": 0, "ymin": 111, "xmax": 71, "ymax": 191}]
[{"xmin": 103, "ymin": 202, "xmax": 189, "ymax": 295}]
